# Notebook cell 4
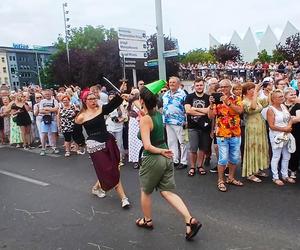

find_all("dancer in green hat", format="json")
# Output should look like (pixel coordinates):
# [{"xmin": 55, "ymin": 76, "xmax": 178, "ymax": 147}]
[{"xmin": 135, "ymin": 80, "xmax": 202, "ymax": 241}]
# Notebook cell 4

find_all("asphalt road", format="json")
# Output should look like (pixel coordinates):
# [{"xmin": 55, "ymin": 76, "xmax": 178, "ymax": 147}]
[{"xmin": 0, "ymin": 146, "xmax": 300, "ymax": 250}]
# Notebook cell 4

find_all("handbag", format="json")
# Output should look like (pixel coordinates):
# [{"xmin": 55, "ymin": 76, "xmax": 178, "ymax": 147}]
[
  {"xmin": 42, "ymin": 99, "xmax": 54, "ymax": 125},
  {"xmin": 12, "ymin": 115, "xmax": 18, "ymax": 123},
  {"xmin": 42, "ymin": 114, "xmax": 52, "ymax": 125}
]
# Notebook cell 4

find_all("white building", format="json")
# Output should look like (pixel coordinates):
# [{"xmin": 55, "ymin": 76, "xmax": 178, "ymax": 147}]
[{"xmin": 209, "ymin": 21, "xmax": 299, "ymax": 62}]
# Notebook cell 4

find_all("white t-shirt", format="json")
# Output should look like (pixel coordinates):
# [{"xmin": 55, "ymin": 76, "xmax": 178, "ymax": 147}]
[
  {"xmin": 39, "ymin": 98, "xmax": 59, "ymax": 122},
  {"xmin": 100, "ymin": 92, "xmax": 108, "ymax": 105},
  {"xmin": 106, "ymin": 109, "xmax": 123, "ymax": 133}
]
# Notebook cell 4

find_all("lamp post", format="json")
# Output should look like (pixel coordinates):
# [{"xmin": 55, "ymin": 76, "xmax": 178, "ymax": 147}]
[
  {"xmin": 155, "ymin": 0, "xmax": 166, "ymax": 80},
  {"xmin": 62, "ymin": 2, "xmax": 71, "ymax": 66},
  {"xmin": 35, "ymin": 51, "xmax": 42, "ymax": 87}
]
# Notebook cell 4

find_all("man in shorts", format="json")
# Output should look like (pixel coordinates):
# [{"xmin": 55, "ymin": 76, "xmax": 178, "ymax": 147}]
[
  {"xmin": 39, "ymin": 89, "xmax": 59, "ymax": 156},
  {"xmin": 208, "ymin": 79, "xmax": 244, "ymax": 192},
  {"xmin": 185, "ymin": 78, "xmax": 211, "ymax": 176}
]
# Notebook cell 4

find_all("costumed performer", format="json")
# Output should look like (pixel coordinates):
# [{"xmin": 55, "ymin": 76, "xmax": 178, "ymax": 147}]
[
  {"xmin": 136, "ymin": 80, "xmax": 202, "ymax": 241},
  {"xmin": 73, "ymin": 82, "xmax": 130, "ymax": 208}
]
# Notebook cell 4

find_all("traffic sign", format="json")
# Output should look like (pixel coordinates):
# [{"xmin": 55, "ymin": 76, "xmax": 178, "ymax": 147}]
[
  {"xmin": 146, "ymin": 59, "xmax": 158, "ymax": 67},
  {"xmin": 122, "ymin": 59, "xmax": 146, "ymax": 70},
  {"xmin": 163, "ymin": 49, "xmax": 179, "ymax": 58},
  {"xmin": 118, "ymin": 39, "xmax": 147, "ymax": 52},
  {"xmin": 119, "ymin": 51, "xmax": 148, "ymax": 59},
  {"xmin": 118, "ymin": 27, "xmax": 147, "ymax": 41}
]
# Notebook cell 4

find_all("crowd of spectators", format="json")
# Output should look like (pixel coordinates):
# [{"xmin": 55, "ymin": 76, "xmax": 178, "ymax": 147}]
[
  {"xmin": 179, "ymin": 60, "xmax": 300, "ymax": 82},
  {"xmin": 1, "ymin": 67, "xmax": 300, "ymax": 192}
]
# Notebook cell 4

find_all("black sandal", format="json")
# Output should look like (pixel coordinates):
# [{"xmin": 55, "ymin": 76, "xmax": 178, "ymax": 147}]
[
  {"xmin": 185, "ymin": 217, "xmax": 202, "ymax": 241},
  {"xmin": 197, "ymin": 166, "xmax": 206, "ymax": 175},
  {"xmin": 135, "ymin": 218, "xmax": 153, "ymax": 230},
  {"xmin": 188, "ymin": 168, "xmax": 196, "ymax": 177}
]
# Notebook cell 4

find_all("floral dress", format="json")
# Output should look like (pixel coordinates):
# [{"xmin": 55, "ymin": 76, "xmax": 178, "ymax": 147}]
[{"xmin": 10, "ymin": 117, "xmax": 22, "ymax": 144}]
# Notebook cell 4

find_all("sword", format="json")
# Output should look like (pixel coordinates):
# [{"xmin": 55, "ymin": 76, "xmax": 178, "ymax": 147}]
[{"xmin": 102, "ymin": 77, "xmax": 121, "ymax": 94}]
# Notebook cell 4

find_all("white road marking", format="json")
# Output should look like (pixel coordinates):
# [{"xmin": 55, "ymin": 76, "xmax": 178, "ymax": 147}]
[{"xmin": 0, "ymin": 169, "xmax": 50, "ymax": 186}]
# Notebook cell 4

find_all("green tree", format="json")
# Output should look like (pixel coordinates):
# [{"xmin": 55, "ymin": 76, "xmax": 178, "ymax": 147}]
[
  {"xmin": 275, "ymin": 33, "xmax": 300, "ymax": 62},
  {"xmin": 271, "ymin": 49, "xmax": 285, "ymax": 63},
  {"xmin": 137, "ymin": 34, "xmax": 179, "ymax": 83},
  {"xmin": 254, "ymin": 49, "xmax": 272, "ymax": 63},
  {"xmin": 54, "ymin": 25, "xmax": 117, "ymax": 53},
  {"xmin": 180, "ymin": 49, "xmax": 215, "ymax": 64}
]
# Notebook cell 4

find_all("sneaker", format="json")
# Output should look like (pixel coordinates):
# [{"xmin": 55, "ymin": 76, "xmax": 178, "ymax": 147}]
[
  {"xmin": 119, "ymin": 161, "xmax": 125, "ymax": 167},
  {"xmin": 65, "ymin": 151, "xmax": 71, "ymax": 157},
  {"xmin": 121, "ymin": 197, "xmax": 130, "ymax": 209},
  {"xmin": 52, "ymin": 148, "xmax": 60, "ymax": 154},
  {"xmin": 290, "ymin": 171, "xmax": 297, "ymax": 179},
  {"xmin": 225, "ymin": 168, "xmax": 229, "ymax": 177},
  {"xmin": 40, "ymin": 150, "xmax": 46, "ymax": 156},
  {"xmin": 210, "ymin": 166, "xmax": 218, "ymax": 173},
  {"xmin": 76, "ymin": 149, "xmax": 85, "ymax": 155},
  {"xmin": 16, "ymin": 144, "xmax": 21, "ymax": 148},
  {"xmin": 92, "ymin": 188, "xmax": 106, "ymax": 198},
  {"xmin": 23, "ymin": 145, "xmax": 29, "ymax": 150}
]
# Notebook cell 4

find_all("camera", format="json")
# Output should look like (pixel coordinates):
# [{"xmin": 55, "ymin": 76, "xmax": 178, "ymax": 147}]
[
  {"xmin": 111, "ymin": 117, "xmax": 119, "ymax": 123},
  {"xmin": 211, "ymin": 92, "xmax": 223, "ymax": 104}
]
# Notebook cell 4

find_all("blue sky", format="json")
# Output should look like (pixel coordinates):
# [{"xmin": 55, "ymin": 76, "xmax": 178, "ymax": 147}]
[{"xmin": 0, "ymin": 0, "xmax": 299, "ymax": 52}]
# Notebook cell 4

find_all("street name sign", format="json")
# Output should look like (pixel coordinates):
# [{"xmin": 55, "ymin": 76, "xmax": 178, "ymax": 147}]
[
  {"xmin": 118, "ymin": 27, "xmax": 147, "ymax": 41},
  {"xmin": 163, "ymin": 49, "xmax": 179, "ymax": 58},
  {"xmin": 118, "ymin": 39, "xmax": 147, "ymax": 52},
  {"xmin": 119, "ymin": 51, "xmax": 148, "ymax": 59}
]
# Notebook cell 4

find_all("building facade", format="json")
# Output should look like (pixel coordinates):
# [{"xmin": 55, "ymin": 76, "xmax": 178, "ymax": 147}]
[
  {"xmin": 0, "ymin": 44, "xmax": 55, "ymax": 90},
  {"xmin": 0, "ymin": 51, "xmax": 10, "ymax": 87},
  {"xmin": 209, "ymin": 21, "xmax": 299, "ymax": 62}
]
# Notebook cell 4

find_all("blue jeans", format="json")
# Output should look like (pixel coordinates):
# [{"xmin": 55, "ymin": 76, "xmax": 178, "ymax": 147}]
[{"xmin": 217, "ymin": 137, "xmax": 241, "ymax": 166}]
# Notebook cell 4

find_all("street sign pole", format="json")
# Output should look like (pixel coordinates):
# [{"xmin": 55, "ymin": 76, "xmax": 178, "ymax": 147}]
[
  {"xmin": 132, "ymin": 69, "xmax": 137, "ymax": 87},
  {"xmin": 122, "ymin": 54, "xmax": 126, "ymax": 80},
  {"xmin": 155, "ymin": 0, "xmax": 166, "ymax": 81}
]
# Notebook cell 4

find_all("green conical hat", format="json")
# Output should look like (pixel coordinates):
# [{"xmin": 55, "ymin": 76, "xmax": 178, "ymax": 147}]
[{"xmin": 145, "ymin": 80, "xmax": 167, "ymax": 95}]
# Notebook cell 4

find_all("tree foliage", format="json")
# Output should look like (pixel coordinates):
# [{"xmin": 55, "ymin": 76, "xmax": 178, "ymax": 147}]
[
  {"xmin": 210, "ymin": 43, "xmax": 241, "ymax": 63},
  {"xmin": 136, "ymin": 34, "xmax": 179, "ymax": 83},
  {"xmin": 180, "ymin": 49, "xmax": 216, "ymax": 64},
  {"xmin": 275, "ymin": 33, "xmax": 300, "ymax": 62},
  {"xmin": 253, "ymin": 49, "xmax": 272, "ymax": 63}
]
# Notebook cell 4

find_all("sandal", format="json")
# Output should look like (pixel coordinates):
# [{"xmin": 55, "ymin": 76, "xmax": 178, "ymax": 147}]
[
  {"xmin": 217, "ymin": 180, "xmax": 227, "ymax": 192},
  {"xmin": 188, "ymin": 168, "xmax": 196, "ymax": 177},
  {"xmin": 226, "ymin": 178, "xmax": 244, "ymax": 186},
  {"xmin": 256, "ymin": 171, "xmax": 268, "ymax": 178},
  {"xmin": 185, "ymin": 217, "xmax": 202, "ymax": 241},
  {"xmin": 273, "ymin": 179, "xmax": 284, "ymax": 186},
  {"xmin": 247, "ymin": 175, "xmax": 262, "ymax": 183},
  {"xmin": 135, "ymin": 218, "xmax": 153, "ymax": 230},
  {"xmin": 282, "ymin": 177, "xmax": 296, "ymax": 184},
  {"xmin": 197, "ymin": 166, "xmax": 206, "ymax": 175}
]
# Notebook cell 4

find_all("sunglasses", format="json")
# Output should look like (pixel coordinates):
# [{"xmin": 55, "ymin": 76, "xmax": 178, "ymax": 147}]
[{"xmin": 86, "ymin": 97, "xmax": 97, "ymax": 101}]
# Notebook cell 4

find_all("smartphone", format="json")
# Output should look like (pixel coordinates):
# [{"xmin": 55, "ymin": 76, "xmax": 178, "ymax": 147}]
[{"xmin": 211, "ymin": 92, "xmax": 223, "ymax": 104}]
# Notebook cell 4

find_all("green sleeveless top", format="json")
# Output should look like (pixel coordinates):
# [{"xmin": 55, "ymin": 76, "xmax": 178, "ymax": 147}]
[{"xmin": 138, "ymin": 111, "xmax": 168, "ymax": 156}]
